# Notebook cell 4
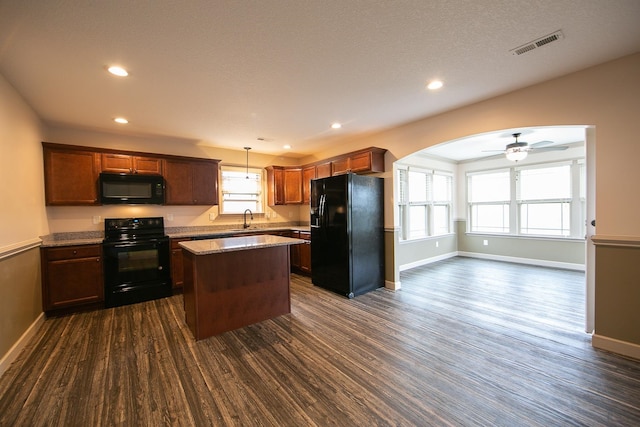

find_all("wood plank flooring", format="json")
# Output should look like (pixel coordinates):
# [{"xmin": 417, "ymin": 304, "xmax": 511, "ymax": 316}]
[{"xmin": 1, "ymin": 256, "xmax": 639, "ymax": 426}]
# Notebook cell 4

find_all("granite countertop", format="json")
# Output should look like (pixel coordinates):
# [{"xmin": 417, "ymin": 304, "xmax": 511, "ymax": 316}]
[
  {"xmin": 166, "ymin": 225, "xmax": 310, "ymax": 239},
  {"xmin": 179, "ymin": 235, "xmax": 306, "ymax": 255},
  {"xmin": 40, "ymin": 231, "xmax": 104, "ymax": 247},
  {"xmin": 40, "ymin": 225, "xmax": 311, "ymax": 248}
]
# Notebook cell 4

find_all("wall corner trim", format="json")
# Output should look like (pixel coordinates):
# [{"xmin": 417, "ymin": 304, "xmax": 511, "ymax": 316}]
[
  {"xmin": 592, "ymin": 334, "xmax": 640, "ymax": 361},
  {"xmin": 0, "ymin": 312, "xmax": 45, "ymax": 378},
  {"xmin": 385, "ymin": 280, "xmax": 401, "ymax": 290}
]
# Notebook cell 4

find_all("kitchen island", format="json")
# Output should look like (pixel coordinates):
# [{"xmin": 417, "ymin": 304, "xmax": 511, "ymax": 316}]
[{"xmin": 179, "ymin": 235, "xmax": 304, "ymax": 340}]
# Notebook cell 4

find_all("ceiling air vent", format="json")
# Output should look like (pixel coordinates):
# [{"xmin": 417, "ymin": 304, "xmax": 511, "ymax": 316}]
[{"xmin": 510, "ymin": 30, "xmax": 564, "ymax": 56}]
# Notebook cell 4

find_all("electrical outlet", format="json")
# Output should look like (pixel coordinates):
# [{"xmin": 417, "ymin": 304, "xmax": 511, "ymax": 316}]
[
  {"xmin": 483, "ymin": 239, "xmax": 489, "ymax": 246},
  {"xmin": 265, "ymin": 212, "xmax": 270, "ymax": 219},
  {"xmin": 92, "ymin": 215, "xmax": 101, "ymax": 225},
  {"xmin": 209, "ymin": 213, "xmax": 215, "ymax": 221},
  {"xmin": 167, "ymin": 213, "xmax": 174, "ymax": 221},
  {"xmin": 435, "ymin": 241, "xmax": 439, "ymax": 248}
]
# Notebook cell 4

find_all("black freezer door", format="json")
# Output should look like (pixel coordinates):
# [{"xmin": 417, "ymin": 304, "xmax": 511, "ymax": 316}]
[{"xmin": 311, "ymin": 174, "xmax": 384, "ymax": 298}]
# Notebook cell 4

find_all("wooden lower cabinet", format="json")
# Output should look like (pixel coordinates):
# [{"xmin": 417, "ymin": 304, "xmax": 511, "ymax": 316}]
[
  {"xmin": 170, "ymin": 238, "xmax": 191, "ymax": 289},
  {"xmin": 298, "ymin": 231, "xmax": 311, "ymax": 274},
  {"xmin": 41, "ymin": 244, "xmax": 104, "ymax": 314},
  {"xmin": 289, "ymin": 231, "xmax": 311, "ymax": 275}
]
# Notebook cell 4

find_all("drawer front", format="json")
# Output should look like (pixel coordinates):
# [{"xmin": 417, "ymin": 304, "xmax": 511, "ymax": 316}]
[{"xmin": 45, "ymin": 245, "xmax": 102, "ymax": 261}]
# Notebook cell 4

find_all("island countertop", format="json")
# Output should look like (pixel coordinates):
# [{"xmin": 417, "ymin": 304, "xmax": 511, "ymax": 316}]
[{"xmin": 179, "ymin": 235, "xmax": 305, "ymax": 255}]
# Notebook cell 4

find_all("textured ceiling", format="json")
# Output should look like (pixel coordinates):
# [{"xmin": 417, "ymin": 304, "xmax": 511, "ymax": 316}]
[{"xmin": 0, "ymin": 0, "xmax": 639, "ymax": 158}]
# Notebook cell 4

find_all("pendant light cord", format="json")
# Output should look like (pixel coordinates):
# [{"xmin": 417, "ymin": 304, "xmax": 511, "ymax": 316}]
[{"xmin": 243, "ymin": 147, "xmax": 251, "ymax": 178}]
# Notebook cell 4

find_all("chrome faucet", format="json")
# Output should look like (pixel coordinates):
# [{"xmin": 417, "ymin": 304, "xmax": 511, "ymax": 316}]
[{"xmin": 243, "ymin": 209, "xmax": 253, "ymax": 229}]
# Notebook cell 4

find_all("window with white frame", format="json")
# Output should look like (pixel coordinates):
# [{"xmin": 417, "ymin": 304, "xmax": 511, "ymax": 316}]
[
  {"xmin": 467, "ymin": 169, "xmax": 511, "ymax": 234},
  {"xmin": 220, "ymin": 166, "xmax": 264, "ymax": 214},
  {"xmin": 467, "ymin": 160, "xmax": 585, "ymax": 237},
  {"xmin": 517, "ymin": 164, "xmax": 571, "ymax": 236},
  {"xmin": 398, "ymin": 167, "xmax": 453, "ymax": 240}
]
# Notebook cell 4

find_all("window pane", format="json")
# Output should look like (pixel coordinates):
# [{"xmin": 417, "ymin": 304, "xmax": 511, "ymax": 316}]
[
  {"xmin": 223, "ymin": 200, "xmax": 261, "ymax": 213},
  {"xmin": 409, "ymin": 205, "xmax": 427, "ymax": 238},
  {"xmin": 519, "ymin": 166, "xmax": 570, "ymax": 200},
  {"xmin": 471, "ymin": 204, "xmax": 509, "ymax": 233},
  {"xmin": 433, "ymin": 205, "xmax": 449, "ymax": 235},
  {"xmin": 408, "ymin": 171, "xmax": 428, "ymax": 203},
  {"xmin": 433, "ymin": 174, "xmax": 451, "ymax": 202},
  {"xmin": 469, "ymin": 171, "xmax": 510, "ymax": 202},
  {"xmin": 520, "ymin": 202, "xmax": 570, "ymax": 236},
  {"xmin": 579, "ymin": 163, "xmax": 586, "ymax": 199},
  {"xmin": 220, "ymin": 167, "xmax": 263, "ymax": 214}
]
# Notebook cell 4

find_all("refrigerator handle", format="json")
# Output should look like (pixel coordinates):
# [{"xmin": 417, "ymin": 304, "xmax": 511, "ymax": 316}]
[{"xmin": 319, "ymin": 194, "xmax": 325, "ymax": 228}]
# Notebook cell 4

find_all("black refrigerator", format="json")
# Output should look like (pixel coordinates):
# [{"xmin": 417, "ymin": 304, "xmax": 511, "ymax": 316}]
[{"xmin": 310, "ymin": 173, "xmax": 384, "ymax": 298}]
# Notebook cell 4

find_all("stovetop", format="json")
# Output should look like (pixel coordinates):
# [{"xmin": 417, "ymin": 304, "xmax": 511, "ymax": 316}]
[{"xmin": 104, "ymin": 217, "xmax": 166, "ymax": 242}]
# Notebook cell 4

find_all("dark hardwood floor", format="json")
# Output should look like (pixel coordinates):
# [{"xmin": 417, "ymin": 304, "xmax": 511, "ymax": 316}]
[{"xmin": 1, "ymin": 256, "xmax": 639, "ymax": 426}]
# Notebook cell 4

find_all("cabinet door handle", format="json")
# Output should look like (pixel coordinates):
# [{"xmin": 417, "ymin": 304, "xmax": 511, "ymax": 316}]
[
  {"xmin": 73, "ymin": 250, "xmax": 77, "ymax": 255},
  {"xmin": 96, "ymin": 258, "xmax": 100, "ymax": 262}
]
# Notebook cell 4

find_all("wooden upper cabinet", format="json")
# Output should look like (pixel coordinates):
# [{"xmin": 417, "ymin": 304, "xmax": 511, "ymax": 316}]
[
  {"xmin": 266, "ymin": 166, "xmax": 284, "ymax": 206},
  {"xmin": 330, "ymin": 148, "xmax": 385, "ymax": 175},
  {"xmin": 266, "ymin": 166, "xmax": 302, "ymax": 205},
  {"xmin": 302, "ymin": 165, "xmax": 316, "ymax": 204},
  {"xmin": 315, "ymin": 162, "xmax": 331, "ymax": 179},
  {"xmin": 284, "ymin": 168, "xmax": 303, "ymax": 204},
  {"xmin": 191, "ymin": 160, "xmax": 219, "ymax": 205},
  {"xmin": 43, "ymin": 144, "xmax": 100, "ymax": 205},
  {"xmin": 164, "ymin": 158, "xmax": 219, "ymax": 205},
  {"xmin": 101, "ymin": 153, "xmax": 162, "ymax": 175}
]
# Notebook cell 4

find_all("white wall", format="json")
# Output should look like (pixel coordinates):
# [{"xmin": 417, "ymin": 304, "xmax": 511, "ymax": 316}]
[{"xmin": 0, "ymin": 75, "xmax": 48, "ymax": 248}]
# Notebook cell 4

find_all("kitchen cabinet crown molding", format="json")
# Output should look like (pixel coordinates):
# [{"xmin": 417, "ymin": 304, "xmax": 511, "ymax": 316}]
[{"xmin": 42, "ymin": 142, "xmax": 221, "ymax": 164}]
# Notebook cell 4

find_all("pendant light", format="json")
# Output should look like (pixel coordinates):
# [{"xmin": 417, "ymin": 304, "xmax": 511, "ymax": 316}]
[{"xmin": 244, "ymin": 147, "xmax": 251, "ymax": 178}]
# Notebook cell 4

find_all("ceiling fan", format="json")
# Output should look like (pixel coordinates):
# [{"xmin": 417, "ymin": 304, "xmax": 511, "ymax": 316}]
[{"xmin": 485, "ymin": 132, "xmax": 568, "ymax": 162}]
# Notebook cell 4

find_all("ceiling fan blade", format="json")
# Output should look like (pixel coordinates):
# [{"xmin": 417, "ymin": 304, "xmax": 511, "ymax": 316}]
[
  {"xmin": 531, "ymin": 145, "xmax": 568, "ymax": 151},
  {"xmin": 530, "ymin": 140, "xmax": 555, "ymax": 148},
  {"xmin": 481, "ymin": 149, "xmax": 506, "ymax": 153}
]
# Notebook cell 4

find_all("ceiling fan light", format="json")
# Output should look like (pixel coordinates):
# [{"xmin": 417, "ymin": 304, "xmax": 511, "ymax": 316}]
[{"xmin": 505, "ymin": 148, "xmax": 528, "ymax": 162}]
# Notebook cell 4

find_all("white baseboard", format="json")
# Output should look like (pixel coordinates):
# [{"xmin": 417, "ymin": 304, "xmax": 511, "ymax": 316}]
[
  {"xmin": 592, "ymin": 334, "xmax": 640, "ymax": 361},
  {"xmin": 0, "ymin": 312, "xmax": 45, "ymax": 378},
  {"xmin": 457, "ymin": 251, "xmax": 585, "ymax": 271},
  {"xmin": 385, "ymin": 280, "xmax": 401, "ymax": 291},
  {"xmin": 399, "ymin": 252, "xmax": 457, "ymax": 272}
]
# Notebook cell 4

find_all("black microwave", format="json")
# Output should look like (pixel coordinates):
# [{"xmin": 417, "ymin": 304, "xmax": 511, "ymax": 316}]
[{"xmin": 99, "ymin": 173, "xmax": 165, "ymax": 204}]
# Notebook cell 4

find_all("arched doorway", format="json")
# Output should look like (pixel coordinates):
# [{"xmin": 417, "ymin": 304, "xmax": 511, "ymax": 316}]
[{"xmin": 392, "ymin": 125, "xmax": 594, "ymax": 331}]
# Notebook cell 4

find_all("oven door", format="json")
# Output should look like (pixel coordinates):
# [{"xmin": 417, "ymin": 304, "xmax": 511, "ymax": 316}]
[{"xmin": 103, "ymin": 238, "xmax": 171, "ymax": 307}]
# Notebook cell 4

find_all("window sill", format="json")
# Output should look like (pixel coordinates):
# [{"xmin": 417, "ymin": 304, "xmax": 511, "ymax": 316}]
[
  {"xmin": 399, "ymin": 233, "xmax": 455, "ymax": 244},
  {"xmin": 465, "ymin": 232, "xmax": 584, "ymax": 242}
]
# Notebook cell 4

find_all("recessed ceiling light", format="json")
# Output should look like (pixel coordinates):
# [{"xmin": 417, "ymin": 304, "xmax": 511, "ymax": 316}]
[
  {"xmin": 283, "ymin": 144, "xmax": 291, "ymax": 149},
  {"xmin": 114, "ymin": 117, "xmax": 128, "ymax": 124},
  {"xmin": 427, "ymin": 80, "xmax": 443, "ymax": 90},
  {"xmin": 331, "ymin": 122, "xmax": 342, "ymax": 129},
  {"xmin": 107, "ymin": 66, "xmax": 129, "ymax": 77}
]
